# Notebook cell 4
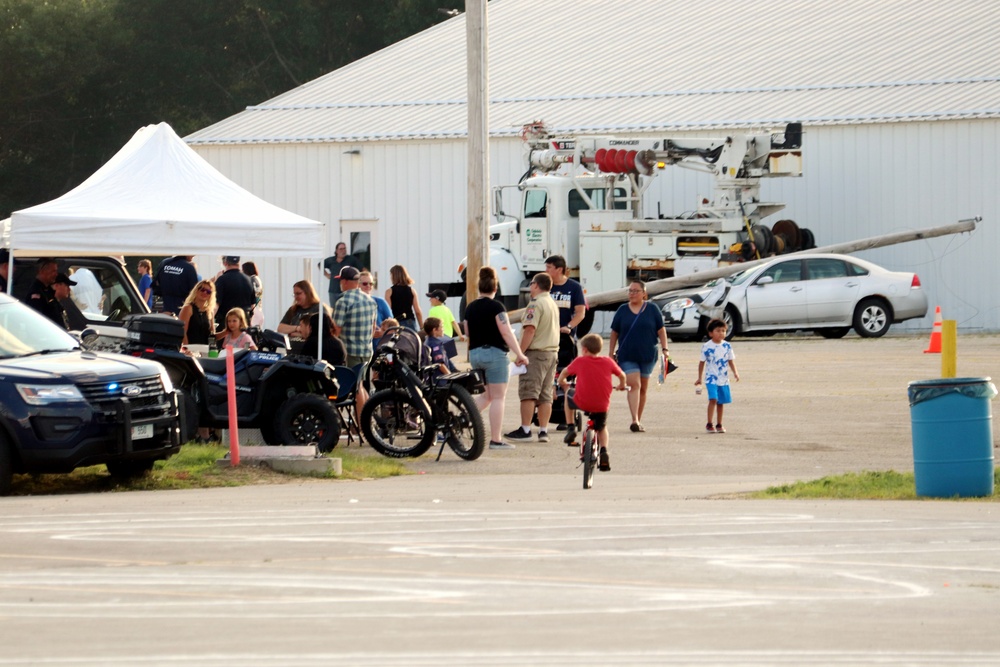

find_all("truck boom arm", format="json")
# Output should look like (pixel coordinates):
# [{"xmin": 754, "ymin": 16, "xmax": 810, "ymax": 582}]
[{"xmin": 527, "ymin": 122, "xmax": 803, "ymax": 180}]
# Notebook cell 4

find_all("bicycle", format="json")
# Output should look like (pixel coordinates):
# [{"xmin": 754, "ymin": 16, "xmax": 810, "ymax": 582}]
[{"xmin": 566, "ymin": 384, "xmax": 629, "ymax": 489}]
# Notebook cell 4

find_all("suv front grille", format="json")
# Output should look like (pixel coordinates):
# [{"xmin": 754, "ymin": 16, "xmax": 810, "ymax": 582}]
[{"xmin": 77, "ymin": 376, "xmax": 170, "ymax": 418}]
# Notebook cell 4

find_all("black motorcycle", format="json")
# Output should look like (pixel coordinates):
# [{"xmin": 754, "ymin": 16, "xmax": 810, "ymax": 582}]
[
  {"xmin": 121, "ymin": 314, "xmax": 341, "ymax": 451},
  {"xmin": 360, "ymin": 327, "xmax": 485, "ymax": 460}
]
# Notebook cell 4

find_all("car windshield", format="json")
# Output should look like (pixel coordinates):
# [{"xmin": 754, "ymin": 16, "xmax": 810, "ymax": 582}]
[{"xmin": 0, "ymin": 301, "xmax": 78, "ymax": 358}]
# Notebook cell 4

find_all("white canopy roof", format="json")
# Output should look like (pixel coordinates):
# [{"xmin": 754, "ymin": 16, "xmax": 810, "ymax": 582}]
[{"xmin": 9, "ymin": 122, "xmax": 324, "ymax": 257}]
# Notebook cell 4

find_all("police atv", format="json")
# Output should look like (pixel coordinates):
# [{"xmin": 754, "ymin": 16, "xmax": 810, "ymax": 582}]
[{"xmin": 120, "ymin": 314, "xmax": 340, "ymax": 451}]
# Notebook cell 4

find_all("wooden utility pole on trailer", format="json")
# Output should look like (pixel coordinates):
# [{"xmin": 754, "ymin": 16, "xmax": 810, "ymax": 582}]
[
  {"xmin": 506, "ymin": 217, "xmax": 980, "ymax": 322},
  {"xmin": 465, "ymin": 0, "xmax": 489, "ymax": 305}
]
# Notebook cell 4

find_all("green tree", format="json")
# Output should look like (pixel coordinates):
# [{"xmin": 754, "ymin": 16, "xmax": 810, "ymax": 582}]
[
  {"xmin": 0, "ymin": 0, "xmax": 128, "ymax": 216},
  {"xmin": 0, "ymin": 0, "xmax": 461, "ymax": 219}
]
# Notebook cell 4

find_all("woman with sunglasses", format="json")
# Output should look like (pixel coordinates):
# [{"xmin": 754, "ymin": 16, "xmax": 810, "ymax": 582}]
[{"xmin": 179, "ymin": 280, "xmax": 217, "ymax": 347}]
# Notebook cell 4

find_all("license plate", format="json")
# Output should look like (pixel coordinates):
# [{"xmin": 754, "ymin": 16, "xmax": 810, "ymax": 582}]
[{"xmin": 131, "ymin": 424, "xmax": 153, "ymax": 440}]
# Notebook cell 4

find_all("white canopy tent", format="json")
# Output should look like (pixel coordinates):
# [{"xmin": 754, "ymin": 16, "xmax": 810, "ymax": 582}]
[{"xmin": 9, "ymin": 122, "xmax": 324, "ymax": 257}]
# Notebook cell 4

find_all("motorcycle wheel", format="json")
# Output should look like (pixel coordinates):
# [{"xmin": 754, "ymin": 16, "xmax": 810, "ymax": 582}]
[
  {"xmin": 442, "ymin": 384, "xmax": 485, "ymax": 461},
  {"xmin": 360, "ymin": 389, "xmax": 435, "ymax": 458},
  {"xmin": 276, "ymin": 394, "xmax": 341, "ymax": 452}
]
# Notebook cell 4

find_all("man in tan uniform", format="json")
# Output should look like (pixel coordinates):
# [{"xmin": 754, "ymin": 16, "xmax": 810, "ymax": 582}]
[{"xmin": 505, "ymin": 273, "xmax": 560, "ymax": 443}]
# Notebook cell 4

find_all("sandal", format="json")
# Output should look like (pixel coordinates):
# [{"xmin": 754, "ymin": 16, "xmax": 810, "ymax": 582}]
[
  {"xmin": 630, "ymin": 422, "xmax": 645, "ymax": 433},
  {"xmin": 715, "ymin": 424, "xmax": 726, "ymax": 434}
]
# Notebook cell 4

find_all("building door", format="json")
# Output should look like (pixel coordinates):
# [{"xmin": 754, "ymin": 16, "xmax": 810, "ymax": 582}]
[{"xmin": 339, "ymin": 219, "xmax": 379, "ymax": 285}]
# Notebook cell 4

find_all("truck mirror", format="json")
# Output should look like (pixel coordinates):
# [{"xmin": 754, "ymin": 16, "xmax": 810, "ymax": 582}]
[{"xmin": 493, "ymin": 189, "xmax": 505, "ymax": 219}]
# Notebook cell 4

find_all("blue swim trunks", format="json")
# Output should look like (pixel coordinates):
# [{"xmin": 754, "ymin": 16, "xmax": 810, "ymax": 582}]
[{"xmin": 706, "ymin": 383, "xmax": 732, "ymax": 405}]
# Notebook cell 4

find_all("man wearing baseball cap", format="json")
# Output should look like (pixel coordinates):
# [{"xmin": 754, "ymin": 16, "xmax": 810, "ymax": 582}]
[
  {"xmin": 213, "ymin": 255, "xmax": 255, "ymax": 331},
  {"xmin": 45, "ymin": 272, "xmax": 77, "ymax": 329},
  {"xmin": 332, "ymin": 266, "xmax": 378, "ymax": 369},
  {"xmin": 426, "ymin": 289, "xmax": 463, "ymax": 340}
]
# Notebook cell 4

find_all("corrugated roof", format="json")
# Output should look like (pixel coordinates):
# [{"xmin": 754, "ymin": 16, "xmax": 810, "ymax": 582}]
[{"xmin": 186, "ymin": 0, "xmax": 1000, "ymax": 145}]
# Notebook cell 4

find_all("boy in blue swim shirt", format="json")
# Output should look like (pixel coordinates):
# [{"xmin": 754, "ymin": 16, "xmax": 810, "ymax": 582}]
[{"xmin": 695, "ymin": 318, "xmax": 740, "ymax": 434}]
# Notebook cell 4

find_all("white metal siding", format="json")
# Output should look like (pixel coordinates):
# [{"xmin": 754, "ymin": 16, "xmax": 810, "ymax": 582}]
[{"xmin": 194, "ymin": 119, "xmax": 998, "ymax": 332}]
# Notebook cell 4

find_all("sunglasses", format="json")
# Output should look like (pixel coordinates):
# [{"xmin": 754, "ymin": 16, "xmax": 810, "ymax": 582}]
[
  {"xmin": 360, "ymin": 281, "xmax": 373, "ymax": 286},
  {"xmin": 198, "ymin": 287, "xmax": 212, "ymax": 294}
]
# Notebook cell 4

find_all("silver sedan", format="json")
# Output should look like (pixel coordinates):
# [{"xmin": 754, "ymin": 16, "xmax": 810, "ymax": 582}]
[{"xmin": 655, "ymin": 253, "xmax": 928, "ymax": 339}]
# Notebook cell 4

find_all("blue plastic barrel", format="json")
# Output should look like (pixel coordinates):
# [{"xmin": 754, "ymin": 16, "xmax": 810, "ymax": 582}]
[{"xmin": 908, "ymin": 377, "xmax": 997, "ymax": 498}]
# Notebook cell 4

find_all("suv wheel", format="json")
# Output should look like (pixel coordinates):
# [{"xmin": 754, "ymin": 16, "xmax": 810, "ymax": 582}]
[{"xmin": 276, "ymin": 394, "xmax": 341, "ymax": 452}]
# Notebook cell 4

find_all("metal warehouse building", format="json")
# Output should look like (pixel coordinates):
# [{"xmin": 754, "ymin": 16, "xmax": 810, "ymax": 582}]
[{"xmin": 186, "ymin": 0, "xmax": 999, "ymax": 332}]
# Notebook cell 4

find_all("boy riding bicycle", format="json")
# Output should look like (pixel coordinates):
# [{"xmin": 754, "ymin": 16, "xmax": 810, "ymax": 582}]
[{"xmin": 557, "ymin": 334, "xmax": 627, "ymax": 471}]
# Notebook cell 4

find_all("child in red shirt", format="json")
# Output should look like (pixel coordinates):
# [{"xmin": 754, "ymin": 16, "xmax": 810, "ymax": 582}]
[{"xmin": 558, "ymin": 333, "xmax": 627, "ymax": 471}]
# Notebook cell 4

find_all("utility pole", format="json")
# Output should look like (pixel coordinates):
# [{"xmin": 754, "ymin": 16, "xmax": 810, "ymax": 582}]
[{"xmin": 465, "ymin": 0, "xmax": 489, "ymax": 306}]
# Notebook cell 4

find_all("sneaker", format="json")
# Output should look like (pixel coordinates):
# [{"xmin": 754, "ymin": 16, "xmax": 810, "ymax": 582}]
[
  {"xmin": 489, "ymin": 440, "xmax": 516, "ymax": 450},
  {"xmin": 537, "ymin": 430, "xmax": 550, "ymax": 443},
  {"xmin": 504, "ymin": 427, "xmax": 532, "ymax": 441},
  {"xmin": 599, "ymin": 447, "xmax": 611, "ymax": 472},
  {"xmin": 706, "ymin": 422, "xmax": 716, "ymax": 434},
  {"xmin": 715, "ymin": 424, "xmax": 726, "ymax": 434},
  {"xmin": 563, "ymin": 426, "xmax": 577, "ymax": 446}
]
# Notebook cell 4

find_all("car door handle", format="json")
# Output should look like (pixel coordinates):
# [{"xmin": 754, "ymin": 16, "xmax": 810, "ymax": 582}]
[
  {"xmin": 789, "ymin": 286, "xmax": 803, "ymax": 292},
  {"xmin": 845, "ymin": 282, "xmax": 859, "ymax": 288}
]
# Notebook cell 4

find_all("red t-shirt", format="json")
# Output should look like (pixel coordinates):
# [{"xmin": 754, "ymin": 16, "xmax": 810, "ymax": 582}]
[{"xmin": 564, "ymin": 355, "xmax": 623, "ymax": 413}]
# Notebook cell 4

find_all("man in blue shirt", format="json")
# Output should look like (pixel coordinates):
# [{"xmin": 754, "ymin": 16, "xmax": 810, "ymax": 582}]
[
  {"xmin": 155, "ymin": 255, "xmax": 198, "ymax": 315},
  {"xmin": 359, "ymin": 270, "xmax": 391, "ymax": 347},
  {"xmin": 545, "ymin": 255, "xmax": 588, "ymax": 438}
]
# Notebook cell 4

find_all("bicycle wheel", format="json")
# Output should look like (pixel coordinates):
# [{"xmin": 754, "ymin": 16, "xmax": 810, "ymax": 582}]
[
  {"xmin": 360, "ymin": 389, "xmax": 435, "ymax": 458},
  {"xmin": 582, "ymin": 428, "xmax": 596, "ymax": 489},
  {"xmin": 443, "ymin": 385, "xmax": 486, "ymax": 461}
]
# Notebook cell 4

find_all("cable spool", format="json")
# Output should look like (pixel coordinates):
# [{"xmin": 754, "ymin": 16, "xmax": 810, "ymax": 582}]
[
  {"xmin": 771, "ymin": 234, "xmax": 786, "ymax": 254},
  {"xmin": 772, "ymin": 219, "xmax": 801, "ymax": 251},
  {"xmin": 750, "ymin": 224, "xmax": 773, "ymax": 255}
]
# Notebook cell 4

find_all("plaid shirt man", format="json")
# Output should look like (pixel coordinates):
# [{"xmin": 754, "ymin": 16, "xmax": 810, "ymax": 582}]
[{"xmin": 333, "ymin": 285, "xmax": 378, "ymax": 359}]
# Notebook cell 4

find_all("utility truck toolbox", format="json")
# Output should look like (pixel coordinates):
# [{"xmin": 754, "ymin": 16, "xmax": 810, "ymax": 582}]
[{"xmin": 125, "ymin": 314, "xmax": 185, "ymax": 349}]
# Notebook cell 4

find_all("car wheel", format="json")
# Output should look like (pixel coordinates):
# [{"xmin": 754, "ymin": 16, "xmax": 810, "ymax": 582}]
[
  {"xmin": 276, "ymin": 394, "xmax": 341, "ymax": 452},
  {"xmin": 817, "ymin": 327, "xmax": 851, "ymax": 339},
  {"xmin": 853, "ymin": 298, "xmax": 892, "ymax": 338},
  {"xmin": 722, "ymin": 306, "xmax": 741, "ymax": 340},
  {"xmin": 106, "ymin": 459, "xmax": 155, "ymax": 481},
  {"xmin": 0, "ymin": 434, "xmax": 13, "ymax": 496}
]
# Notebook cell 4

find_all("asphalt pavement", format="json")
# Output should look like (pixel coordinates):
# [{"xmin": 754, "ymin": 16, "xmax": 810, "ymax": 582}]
[{"xmin": 1, "ymin": 333, "xmax": 999, "ymax": 665}]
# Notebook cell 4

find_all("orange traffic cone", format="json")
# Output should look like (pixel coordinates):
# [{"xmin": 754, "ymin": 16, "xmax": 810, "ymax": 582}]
[{"xmin": 923, "ymin": 306, "xmax": 942, "ymax": 353}]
